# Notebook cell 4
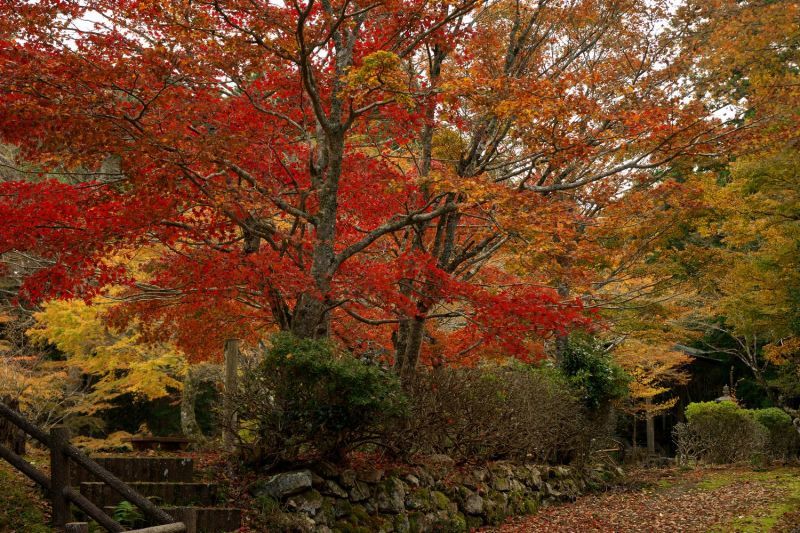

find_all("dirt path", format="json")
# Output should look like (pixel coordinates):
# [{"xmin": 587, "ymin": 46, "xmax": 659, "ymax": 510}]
[{"xmin": 493, "ymin": 466, "xmax": 800, "ymax": 533}]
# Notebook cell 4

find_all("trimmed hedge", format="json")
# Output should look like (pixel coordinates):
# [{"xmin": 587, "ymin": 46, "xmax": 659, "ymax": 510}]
[{"xmin": 675, "ymin": 401, "xmax": 799, "ymax": 464}]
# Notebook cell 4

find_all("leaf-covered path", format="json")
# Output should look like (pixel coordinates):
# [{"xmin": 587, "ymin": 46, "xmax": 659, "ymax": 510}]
[
  {"xmin": 493, "ymin": 466, "xmax": 800, "ymax": 532},
  {"xmin": 0, "ymin": 455, "xmax": 50, "ymax": 532}
]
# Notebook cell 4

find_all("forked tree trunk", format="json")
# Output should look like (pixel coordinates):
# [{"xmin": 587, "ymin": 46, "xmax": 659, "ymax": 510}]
[
  {"xmin": 290, "ymin": 293, "xmax": 331, "ymax": 339},
  {"xmin": 180, "ymin": 364, "xmax": 222, "ymax": 441},
  {"xmin": 395, "ymin": 316, "xmax": 426, "ymax": 384}
]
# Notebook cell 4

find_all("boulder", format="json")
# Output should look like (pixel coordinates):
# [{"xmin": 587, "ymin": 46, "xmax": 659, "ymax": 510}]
[
  {"xmin": 393, "ymin": 513, "xmax": 411, "ymax": 533},
  {"xmin": 463, "ymin": 493, "xmax": 484, "ymax": 515},
  {"xmin": 339, "ymin": 469, "xmax": 357, "ymax": 488},
  {"xmin": 287, "ymin": 489, "xmax": 324, "ymax": 516},
  {"xmin": 375, "ymin": 478, "xmax": 406, "ymax": 513},
  {"xmin": 319, "ymin": 479, "xmax": 348, "ymax": 498},
  {"xmin": 357, "ymin": 469, "xmax": 384, "ymax": 484},
  {"xmin": 404, "ymin": 473, "xmax": 420, "ymax": 487},
  {"xmin": 492, "ymin": 476, "xmax": 511, "ymax": 492},
  {"xmin": 332, "ymin": 498, "xmax": 352, "ymax": 519},
  {"xmin": 250, "ymin": 470, "xmax": 313, "ymax": 499},
  {"xmin": 545, "ymin": 481, "xmax": 562, "ymax": 498},
  {"xmin": 406, "ymin": 487, "xmax": 433, "ymax": 511},
  {"xmin": 349, "ymin": 480, "xmax": 371, "ymax": 502}
]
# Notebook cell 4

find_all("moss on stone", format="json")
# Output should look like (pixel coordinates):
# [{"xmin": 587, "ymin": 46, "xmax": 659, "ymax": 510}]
[
  {"xmin": 431, "ymin": 490, "xmax": 451, "ymax": 510},
  {"xmin": 430, "ymin": 510, "xmax": 467, "ymax": 532}
]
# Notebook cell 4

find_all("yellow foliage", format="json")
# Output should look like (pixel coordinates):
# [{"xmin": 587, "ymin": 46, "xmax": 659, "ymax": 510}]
[
  {"xmin": 72, "ymin": 431, "xmax": 134, "ymax": 452},
  {"xmin": 27, "ymin": 298, "xmax": 187, "ymax": 414},
  {"xmin": 615, "ymin": 338, "xmax": 691, "ymax": 418},
  {"xmin": 345, "ymin": 51, "xmax": 413, "ymax": 107}
]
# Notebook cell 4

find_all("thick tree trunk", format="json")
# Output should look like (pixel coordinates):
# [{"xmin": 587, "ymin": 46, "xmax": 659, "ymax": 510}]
[
  {"xmin": 290, "ymin": 293, "xmax": 331, "ymax": 338},
  {"xmin": 645, "ymin": 398, "xmax": 655, "ymax": 455},
  {"xmin": 180, "ymin": 364, "xmax": 222, "ymax": 441},
  {"xmin": 288, "ymin": 126, "xmax": 344, "ymax": 339},
  {"xmin": 554, "ymin": 280, "xmax": 570, "ymax": 363},
  {"xmin": 395, "ymin": 316, "xmax": 425, "ymax": 384},
  {"xmin": 391, "ymin": 47, "xmax": 445, "ymax": 381}
]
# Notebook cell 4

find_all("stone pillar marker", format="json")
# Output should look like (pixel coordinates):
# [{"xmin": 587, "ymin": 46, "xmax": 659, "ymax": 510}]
[{"xmin": 223, "ymin": 338, "xmax": 241, "ymax": 451}]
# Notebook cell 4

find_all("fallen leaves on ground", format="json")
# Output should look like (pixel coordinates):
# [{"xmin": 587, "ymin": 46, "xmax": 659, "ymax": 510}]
[
  {"xmin": 0, "ymin": 453, "xmax": 50, "ymax": 532},
  {"xmin": 493, "ymin": 466, "xmax": 800, "ymax": 532}
]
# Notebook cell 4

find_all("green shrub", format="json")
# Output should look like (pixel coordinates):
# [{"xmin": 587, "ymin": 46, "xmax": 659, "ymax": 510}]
[
  {"xmin": 559, "ymin": 334, "xmax": 629, "ymax": 410},
  {"xmin": 395, "ymin": 365, "xmax": 590, "ymax": 464},
  {"xmin": 676, "ymin": 402, "xmax": 768, "ymax": 464},
  {"xmin": 112, "ymin": 501, "xmax": 144, "ymax": 528},
  {"xmin": 231, "ymin": 333, "xmax": 407, "ymax": 465},
  {"xmin": 750, "ymin": 407, "xmax": 800, "ymax": 459}
]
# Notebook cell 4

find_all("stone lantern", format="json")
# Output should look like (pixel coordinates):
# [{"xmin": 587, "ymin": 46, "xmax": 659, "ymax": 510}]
[{"xmin": 715, "ymin": 385, "xmax": 735, "ymax": 403}]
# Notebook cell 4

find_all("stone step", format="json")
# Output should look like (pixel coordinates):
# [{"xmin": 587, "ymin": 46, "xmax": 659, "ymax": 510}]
[
  {"xmin": 102, "ymin": 506, "xmax": 242, "ymax": 533},
  {"xmin": 81, "ymin": 481, "xmax": 219, "ymax": 507},
  {"xmin": 70, "ymin": 456, "xmax": 194, "ymax": 484}
]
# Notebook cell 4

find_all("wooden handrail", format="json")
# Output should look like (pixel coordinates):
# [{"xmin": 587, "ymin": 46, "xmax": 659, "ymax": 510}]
[
  {"xmin": 0, "ymin": 400, "xmax": 186, "ymax": 532},
  {"xmin": 0, "ymin": 440, "xmax": 51, "ymax": 489},
  {"xmin": 63, "ymin": 486, "xmax": 124, "ymax": 533},
  {"xmin": 0, "ymin": 400, "xmax": 50, "ymax": 444}
]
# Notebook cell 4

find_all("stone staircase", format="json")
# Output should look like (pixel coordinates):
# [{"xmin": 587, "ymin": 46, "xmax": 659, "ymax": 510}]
[{"xmin": 70, "ymin": 456, "xmax": 242, "ymax": 532}]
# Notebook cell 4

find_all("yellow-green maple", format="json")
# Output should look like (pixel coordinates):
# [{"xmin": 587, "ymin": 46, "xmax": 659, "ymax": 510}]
[{"xmin": 27, "ymin": 298, "xmax": 187, "ymax": 415}]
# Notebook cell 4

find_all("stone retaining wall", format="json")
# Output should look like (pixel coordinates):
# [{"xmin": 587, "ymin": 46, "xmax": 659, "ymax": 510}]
[{"xmin": 249, "ymin": 458, "xmax": 623, "ymax": 532}]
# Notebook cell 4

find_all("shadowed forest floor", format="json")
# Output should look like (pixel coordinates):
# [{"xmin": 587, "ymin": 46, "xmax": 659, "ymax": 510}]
[
  {"xmin": 0, "ymin": 454, "xmax": 50, "ymax": 532},
  {"xmin": 493, "ymin": 466, "xmax": 800, "ymax": 532}
]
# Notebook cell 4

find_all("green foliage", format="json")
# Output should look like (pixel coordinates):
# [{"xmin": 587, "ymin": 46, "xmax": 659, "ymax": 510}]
[
  {"xmin": 234, "ymin": 333, "xmax": 407, "ymax": 464},
  {"xmin": 751, "ymin": 408, "xmax": 800, "ymax": 459},
  {"xmin": 559, "ymin": 334, "xmax": 630, "ymax": 410},
  {"xmin": 750, "ymin": 407, "xmax": 792, "ymax": 430},
  {"xmin": 675, "ymin": 402, "xmax": 799, "ymax": 464},
  {"xmin": 112, "ymin": 501, "xmax": 144, "ymax": 528}
]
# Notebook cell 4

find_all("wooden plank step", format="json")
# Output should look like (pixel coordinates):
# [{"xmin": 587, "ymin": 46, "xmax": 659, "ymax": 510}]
[
  {"xmin": 70, "ymin": 456, "xmax": 194, "ymax": 484},
  {"xmin": 81, "ymin": 481, "xmax": 218, "ymax": 507},
  {"xmin": 102, "ymin": 506, "xmax": 242, "ymax": 533},
  {"xmin": 166, "ymin": 507, "xmax": 242, "ymax": 533}
]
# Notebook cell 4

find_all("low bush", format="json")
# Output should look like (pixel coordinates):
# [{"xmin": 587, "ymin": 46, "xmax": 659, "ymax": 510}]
[
  {"xmin": 675, "ymin": 402, "xmax": 772, "ymax": 464},
  {"xmin": 231, "ymin": 333, "xmax": 407, "ymax": 466},
  {"xmin": 233, "ymin": 335, "xmax": 601, "ymax": 467},
  {"xmin": 395, "ymin": 365, "xmax": 590, "ymax": 464},
  {"xmin": 751, "ymin": 407, "xmax": 800, "ymax": 460}
]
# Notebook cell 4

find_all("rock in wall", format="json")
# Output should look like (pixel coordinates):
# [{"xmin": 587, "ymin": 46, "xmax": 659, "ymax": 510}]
[{"xmin": 248, "ymin": 458, "xmax": 624, "ymax": 532}]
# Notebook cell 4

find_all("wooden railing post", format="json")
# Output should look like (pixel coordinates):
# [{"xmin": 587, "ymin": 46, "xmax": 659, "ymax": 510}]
[
  {"xmin": 50, "ymin": 426, "xmax": 71, "ymax": 529},
  {"xmin": 0, "ymin": 403, "xmax": 185, "ymax": 533}
]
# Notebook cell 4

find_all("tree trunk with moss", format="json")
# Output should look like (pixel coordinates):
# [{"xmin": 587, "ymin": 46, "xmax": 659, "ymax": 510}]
[{"xmin": 180, "ymin": 364, "xmax": 222, "ymax": 442}]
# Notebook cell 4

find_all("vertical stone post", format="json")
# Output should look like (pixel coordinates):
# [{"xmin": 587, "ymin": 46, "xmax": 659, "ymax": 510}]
[{"xmin": 223, "ymin": 339, "xmax": 241, "ymax": 451}]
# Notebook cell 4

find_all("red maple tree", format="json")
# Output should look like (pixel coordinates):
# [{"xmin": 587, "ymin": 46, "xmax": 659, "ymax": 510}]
[{"xmin": 0, "ymin": 0, "xmax": 734, "ymax": 371}]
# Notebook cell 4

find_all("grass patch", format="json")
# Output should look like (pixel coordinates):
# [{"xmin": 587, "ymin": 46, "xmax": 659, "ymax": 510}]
[
  {"xmin": 705, "ymin": 469, "xmax": 800, "ymax": 532},
  {"xmin": 0, "ymin": 460, "xmax": 50, "ymax": 532}
]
